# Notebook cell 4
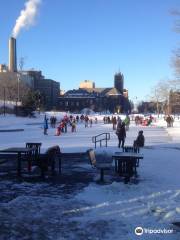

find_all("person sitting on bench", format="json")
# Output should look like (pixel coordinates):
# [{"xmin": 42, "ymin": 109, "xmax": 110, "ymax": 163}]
[{"xmin": 134, "ymin": 130, "xmax": 145, "ymax": 147}]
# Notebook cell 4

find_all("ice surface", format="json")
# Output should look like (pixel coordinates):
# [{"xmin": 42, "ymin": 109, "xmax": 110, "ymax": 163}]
[{"xmin": 0, "ymin": 113, "xmax": 180, "ymax": 239}]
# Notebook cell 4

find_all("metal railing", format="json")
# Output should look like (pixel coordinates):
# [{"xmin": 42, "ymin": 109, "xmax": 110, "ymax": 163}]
[{"xmin": 92, "ymin": 133, "xmax": 110, "ymax": 148}]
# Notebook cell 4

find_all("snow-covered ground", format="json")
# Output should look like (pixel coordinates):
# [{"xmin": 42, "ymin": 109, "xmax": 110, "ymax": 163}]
[
  {"xmin": 0, "ymin": 100, "xmax": 17, "ymax": 109},
  {"xmin": 0, "ymin": 113, "xmax": 180, "ymax": 239}
]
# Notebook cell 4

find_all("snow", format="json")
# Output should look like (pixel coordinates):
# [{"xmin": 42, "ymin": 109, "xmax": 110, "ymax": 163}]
[
  {"xmin": 0, "ymin": 100, "xmax": 17, "ymax": 109},
  {"xmin": 0, "ymin": 113, "xmax": 180, "ymax": 239}
]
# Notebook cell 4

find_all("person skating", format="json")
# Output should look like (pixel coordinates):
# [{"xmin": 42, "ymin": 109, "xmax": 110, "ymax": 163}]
[
  {"xmin": 71, "ymin": 120, "xmax": 76, "ymax": 132},
  {"xmin": 85, "ymin": 115, "xmax": 89, "ymax": 127},
  {"xmin": 43, "ymin": 115, "xmax": 48, "ymax": 135},
  {"xmin": 112, "ymin": 116, "xmax": 117, "ymax": 130},
  {"xmin": 124, "ymin": 115, "xmax": 130, "ymax": 131},
  {"xmin": 55, "ymin": 123, "xmax": 61, "ymax": 136},
  {"xmin": 165, "ymin": 115, "xmax": 171, "ymax": 127},
  {"xmin": 116, "ymin": 121, "xmax": 126, "ymax": 148},
  {"xmin": 89, "ymin": 119, "xmax": 93, "ymax": 127}
]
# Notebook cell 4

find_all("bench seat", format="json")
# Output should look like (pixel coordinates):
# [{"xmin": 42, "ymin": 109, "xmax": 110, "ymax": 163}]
[
  {"xmin": 96, "ymin": 163, "xmax": 112, "ymax": 169},
  {"xmin": 87, "ymin": 149, "xmax": 112, "ymax": 182}
]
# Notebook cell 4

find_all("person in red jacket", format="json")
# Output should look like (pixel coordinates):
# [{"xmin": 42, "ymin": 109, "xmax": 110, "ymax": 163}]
[{"xmin": 55, "ymin": 123, "xmax": 61, "ymax": 136}]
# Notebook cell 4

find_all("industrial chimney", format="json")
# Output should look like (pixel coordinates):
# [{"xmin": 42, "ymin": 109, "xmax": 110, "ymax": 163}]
[{"xmin": 9, "ymin": 37, "xmax": 17, "ymax": 72}]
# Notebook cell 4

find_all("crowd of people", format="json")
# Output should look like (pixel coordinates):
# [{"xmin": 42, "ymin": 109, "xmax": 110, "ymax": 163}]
[
  {"xmin": 43, "ymin": 114, "xmax": 96, "ymax": 136},
  {"xmin": 165, "ymin": 115, "xmax": 174, "ymax": 127},
  {"xmin": 43, "ymin": 112, "xmax": 180, "ymax": 150},
  {"xmin": 43, "ymin": 113, "xmax": 145, "ymax": 149},
  {"xmin": 134, "ymin": 115, "xmax": 154, "ymax": 126},
  {"xmin": 103, "ymin": 115, "xmax": 130, "ymax": 131}
]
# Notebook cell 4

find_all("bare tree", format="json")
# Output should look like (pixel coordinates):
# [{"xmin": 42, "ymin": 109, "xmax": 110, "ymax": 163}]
[
  {"xmin": 149, "ymin": 80, "xmax": 172, "ymax": 114},
  {"xmin": 149, "ymin": 87, "xmax": 161, "ymax": 115},
  {"xmin": 19, "ymin": 57, "xmax": 25, "ymax": 71},
  {"xmin": 171, "ymin": 9, "xmax": 180, "ymax": 79},
  {"xmin": 171, "ymin": 9, "xmax": 180, "ymax": 33},
  {"xmin": 0, "ymin": 73, "xmax": 30, "ymax": 102},
  {"xmin": 172, "ymin": 48, "xmax": 180, "ymax": 78}
]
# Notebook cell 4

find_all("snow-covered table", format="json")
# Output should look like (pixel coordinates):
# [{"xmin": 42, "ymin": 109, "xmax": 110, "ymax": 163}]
[
  {"xmin": 0, "ymin": 147, "xmax": 36, "ymax": 177},
  {"xmin": 112, "ymin": 152, "xmax": 143, "ymax": 183}
]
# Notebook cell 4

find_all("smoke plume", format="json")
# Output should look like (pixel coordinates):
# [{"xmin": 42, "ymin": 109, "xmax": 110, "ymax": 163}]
[{"xmin": 12, "ymin": 0, "xmax": 41, "ymax": 38}]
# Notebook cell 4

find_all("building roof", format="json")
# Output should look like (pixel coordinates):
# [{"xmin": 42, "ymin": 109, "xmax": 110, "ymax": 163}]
[
  {"xmin": 64, "ymin": 87, "xmax": 122, "ymax": 98},
  {"xmin": 65, "ymin": 89, "xmax": 94, "ymax": 97},
  {"xmin": 104, "ymin": 88, "xmax": 122, "ymax": 96},
  {"xmin": 84, "ymin": 87, "xmax": 121, "ymax": 96}
]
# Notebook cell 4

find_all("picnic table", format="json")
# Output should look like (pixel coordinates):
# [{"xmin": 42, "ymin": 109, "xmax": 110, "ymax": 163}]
[
  {"xmin": 0, "ymin": 147, "xmax": 36, "ymax": 177},
  {"xmin": 112, "ymin": 152, "xmax": 143, "ymax": 183}
]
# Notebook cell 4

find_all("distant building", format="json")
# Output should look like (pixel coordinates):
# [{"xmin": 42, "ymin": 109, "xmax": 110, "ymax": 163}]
[
  {"xmin": 0, "ymin": 64, "xmax": 8, "ymax": 72},
  {"xmin": 137, "ymin": 101, "xmax": 164, "ymax": 114},
  {"xmin": 123, "ymin": 89, "xmax": 128, "ymax": 98},
  {"xmin": 20, "ymin": 70, "xmax": 60, "ymax": 109},
  {"xmin": 58, "ymin": 72, "xmax": 131, "ymax": 113},
  {"xmin": 0, "ymin": 70, "xmax": 60, "ymax": 109},
  {"xmin": 60, "ymin": 89, "xmax": 65, "ymax": 95},
  {"xmin": 0, "ymin": 71, "xmax": 17, "ymax": 81},
  {"xmin": 0, "ymin": 36, "xmax": 60, "ymax": 109},
  {"xmin": 169, "ymin": 91, "xmax": 180, "ymax": 114},
  {"xmin": 79, "ymin": 80, "xmax": 95, "ymax": 89}
]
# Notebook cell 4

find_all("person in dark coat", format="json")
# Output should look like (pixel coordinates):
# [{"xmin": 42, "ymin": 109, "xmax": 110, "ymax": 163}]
[
  {"xmin": 112, "ymin": 116, "xmax": 117, "ymax": 130},
  {"xmin": 134, "ymin": 130, "xmax": 145, "ymax": 147},
  {"xmin": 43, "ymin": 115, "xmax": 48, "ymax": 135},
  {"xmin": 116, "ymin": 122, "xmax": 126, "ymax": 148},
  {"xmin": 165, "ymin": 115, "xmax": 171, "ymax": 127}
]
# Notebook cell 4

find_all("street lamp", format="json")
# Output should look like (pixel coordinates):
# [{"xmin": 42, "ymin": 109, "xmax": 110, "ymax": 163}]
[
  {"xmin": 3, "ymin": 87, "xmax": 5, "ymax": 116},
  {"xmin": 133, "ymin": 96, "xmax": 138, "ymax": 113},
  {"xmin": 17, "ymin": 73, "xmax": 20, "ymax": 103}
]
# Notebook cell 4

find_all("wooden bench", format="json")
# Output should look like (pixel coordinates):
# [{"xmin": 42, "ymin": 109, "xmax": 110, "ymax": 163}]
[{"xmin": 87, "ymin": 149, "xmax": 112, "ymax": 182}]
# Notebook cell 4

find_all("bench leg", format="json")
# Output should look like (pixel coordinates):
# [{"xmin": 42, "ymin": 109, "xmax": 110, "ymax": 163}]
[
  {"xmin": 134, "ymin": 163, "xmax": 138, "ymax": 178},
  {"xmin": 51, "ymin": 160, "xmax": 55, "ymax": 175},
  {"xmin": 28, "ymin": 155, "xmax": 32, "ymax": 172},
  {"xmin": 115, "ymin": 160, "xmax": 118, "ymax": 172},
  {"xmin": 59, "ymin": 156, "xmax": 61, "ymax": 174},
  {"xmin": 40, "ymin": 168, "xmax": 45, "ymax": 179},
  {"xmin": 124, "ymin": 175, "xmax": 130, "ymax": 184},
  {"xmin": 100, "ymin": 169, "xmax": 104, "ymax": 182},
  {"xmin": 17, "ymin": 153, "xmax": 22, "ymax": 177},
  {"xmin": 39, "ymin": 160, "xmax": 46, "ymax": 179}
]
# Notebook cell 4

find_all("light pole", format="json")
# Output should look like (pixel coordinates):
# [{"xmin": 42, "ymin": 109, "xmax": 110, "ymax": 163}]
[
  {"xmin": 133, "ymin": 96, "xmax": 138, "ymax": 113},
  {"xmin": 17, "ymin": 73, "xmax": 20, "ymax": 103},
  {"xmin": 3, "ymin": 87, "xmax": 5, "ymax": 116}
]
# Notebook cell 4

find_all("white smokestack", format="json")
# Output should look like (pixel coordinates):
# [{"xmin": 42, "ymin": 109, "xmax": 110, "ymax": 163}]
[{"xmin": 12, "ymin": 0, "xmax": 41, "ymax": 38}]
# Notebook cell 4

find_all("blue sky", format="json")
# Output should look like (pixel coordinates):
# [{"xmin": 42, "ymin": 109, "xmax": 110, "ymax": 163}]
[{"xmin": 0, "ymin": 0, "xmax": 179, "ymax": 101}]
